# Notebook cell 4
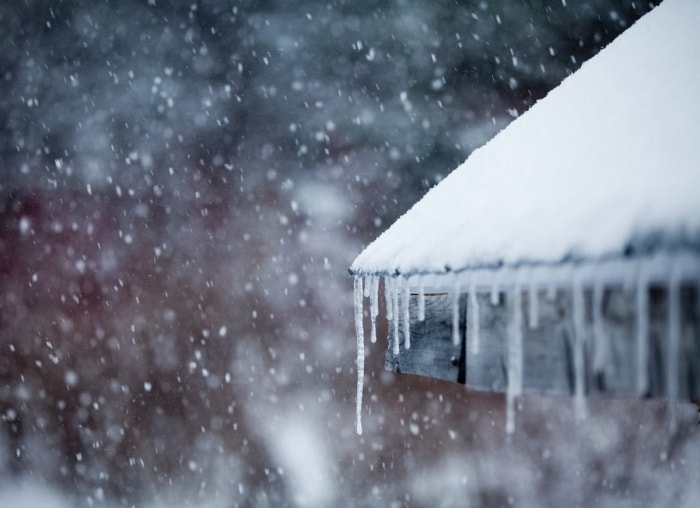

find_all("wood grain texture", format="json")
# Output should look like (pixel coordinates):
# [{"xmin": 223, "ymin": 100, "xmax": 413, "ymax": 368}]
[
  {"xmin": 385, "ymin": 293, "xmax": 463, "ymax": 383},
  {"xmin": 386, "ymin": 286, "xmax": 700, "ymax": 400}
]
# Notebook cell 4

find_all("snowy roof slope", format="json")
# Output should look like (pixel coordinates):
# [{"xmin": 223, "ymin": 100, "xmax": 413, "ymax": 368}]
[{"xmin": 351, "ymin": 0, "xmax": 700, "ymax": 277}]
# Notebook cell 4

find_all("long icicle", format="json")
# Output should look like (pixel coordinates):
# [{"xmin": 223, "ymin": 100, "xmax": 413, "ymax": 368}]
[
  {"xmin": 469, "ymin": 276, "xmax": 480, "ymax": 355},
  {"xmin": 636, "ymin": 263, "xmax": 649, "ymax": 397},
  {"xmin": 490, "ymin": 270, "xmax": 500, "ymax": 305},
  {"xmin": 573, "ymin": 272, "xmax": 587, "ymax": 421},
  {"xmin": 392, "ymin": 277, "xmax": 400, "ymax": 355},
  {"xmin": 402, "ymin": 277, "xmax": 411, "ymax": 349},
  {"xmin": 385, "ymin": 276, "xmax": 393, "ymax": 322},
  {"xmin": 452, "ymin": 278, "xmax": 461, "ymax": 346},
  {"xmin": 667, "ymin": 262, "xmax": 681, "ymax": 431},
  {"xmin": 546, "ymin": 265, "xmax": 557, "ymax": 301},
  {"xmin": 506, "ymin": 281, "xmax": 523, "ymax": 434},
  {"xmin": 528, "ymin": 273, "xmax": 539, "ymax": 329},
  {"xmin": 592, "ymin": 276, "xmax": 606, "ymax": 375},
  {"xmin": 353, "ymin": 276, "xmax": 365, "ymax": 436},
  {"xmin": 417, "ymin": 276, "xmax": 426, "ymax": 322},
  {"xmin": 369, "ymin": 275, "xmax": 379, "ymax": 344}
]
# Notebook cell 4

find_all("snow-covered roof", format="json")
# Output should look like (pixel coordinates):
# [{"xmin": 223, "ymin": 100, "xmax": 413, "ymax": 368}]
[{"xmin": 350, "ymin": 0, "xmax": 700, "ymax": 278}]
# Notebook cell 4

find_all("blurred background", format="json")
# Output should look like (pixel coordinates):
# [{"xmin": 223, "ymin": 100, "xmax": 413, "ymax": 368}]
[{"xmin": 2, "ymin": 1, "xmax": 698, "ymax": 506}]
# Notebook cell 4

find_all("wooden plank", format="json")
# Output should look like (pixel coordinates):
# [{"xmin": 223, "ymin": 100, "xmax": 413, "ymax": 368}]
[
  {"xmin": 465, "ymin": 292, "xmax": 507, "ymax": 392},
  {"xmin": 385, "ymin": 294, "xmax": 463, "ymax": 383},
  {"xmin": 386, "ymin": 285, "xmax": 700, "ymax": 400}
]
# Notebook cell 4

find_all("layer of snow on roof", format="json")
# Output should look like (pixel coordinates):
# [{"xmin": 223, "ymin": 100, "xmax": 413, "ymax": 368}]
[{"xmin": 352, "ymin": 0, "xmax": 700, "ymax": 276}]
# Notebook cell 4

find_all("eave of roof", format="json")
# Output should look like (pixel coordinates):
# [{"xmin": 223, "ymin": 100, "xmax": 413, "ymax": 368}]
[{"xmin": 350, "ymin": 0, "xmax": 700, "ymax": 278}]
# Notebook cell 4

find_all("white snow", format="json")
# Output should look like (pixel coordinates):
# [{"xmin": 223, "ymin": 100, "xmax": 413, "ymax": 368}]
[{"xmin": 350, "ymin": 0, "xmax": 700, "ymax": 278}]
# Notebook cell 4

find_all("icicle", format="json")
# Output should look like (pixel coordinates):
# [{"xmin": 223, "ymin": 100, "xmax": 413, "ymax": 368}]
[
  {"xmin": 572, "ymin": 274, "xmax": 587, "ymax": 420},
  {"xmin": 363, "ymin": 275, "xmax": 370, "ymax": 298},
  {"xmin": 635, "ymin": 264, "xmax": 649, "ymax": 397},
  {"xmin": 369, "ymin": 275, "xmax": 379, "ymax": 344},
  {"xmin": 592, "ymin": 277, "xmax": 606, "ymax": 374},
  {"xmin": 546, "ymin": 267, "xmax": 557, "ymax": 301},
  {"xmin": 505, "ymin": 389, "xmax": 516, "ymax": 435},
  {"xmin": 402, "ymin": 277, "xmax": 411, "ymax": 350},
  {"xmin": 417, "ymin": 276, "xmax": 426, "ymax": 322},
  {"xmin": 392, "ymin": 277, "xmax": 400, "ymax": 355},
  {"xmin": 452, "ymin": 279, "xmax": 461, "ymax": 346},
  {"xmin": 353, "ymin": 276, "xmax": 365, "ymax": 436},
  {"xmin": 490, "ymin": 270, "xmax": 499, "ymax": 305},
  {"xmin": 512, "ymin": 285, "xmax": 523, "ymax": 396},
  {"xmin": 469, "ymin": 277, "xmax": 480, "ymax": 355},
  {"xmin": 667, "ymin": 262, "xmax": 681, "ymax": 431},
  {"xmin": 385, "ymin": 276, "xmax": 393, "ymax": 322},
  {"xmin": 506, "ymin": 283, "xmax": 523, "ymax": 434},
  {"xmin": 528, "ymin": 276, "xmax": 539, "ymax": 329},
  {"xmin": 623, "ymin": 261, "xmax": 636, "ymax": 293}
]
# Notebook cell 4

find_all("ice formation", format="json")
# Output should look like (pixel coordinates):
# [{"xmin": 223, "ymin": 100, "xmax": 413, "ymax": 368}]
[
  {"xmin": 506, "ymin": 283, "xmax": 523, "ymax": 434},
  {"xmin": 528, "ymin": 275, "xmax": 539, "ymax": 330},
  {"xmin": 635, "ymin": 264, "xmax": 650, "ymax": 397},
  {"xmin": 369, "ymin": 275, "xmax": 379, "ymax": 344},
  {"xmin": 402, "ymin": 277, "xmax": 411, "ymax": 350},
  {"xmin": 351, "ymin": 253, "xmax": 699, "ymax": 434},
  {"xmin": 417, "ymin": 276, "xmax": 426, "ymax": 322},
  {"xmin": 452, "ymin": 279, "xmax": 461, "ymax": 347},
  {"xmin": 572, "ymin": 274, "xmax": 587, "ymax": 421},
  {"xmin": 392, "ymin": 278, "xmax": 400, "ymax": 355},
  {"xmin": 468, "ymin": 277, "xmax": 479, "ymax": 355},
  {"xmin": 592, "ymin": 276, "xmax": 606, "ymax": 374},
  {"xmin": 353, "ymin": 276, "xmax": 364, "ymax": 436},
  {"xmin": 667, "ymin": 262, "xmax": 681, "ymax": 431}
]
